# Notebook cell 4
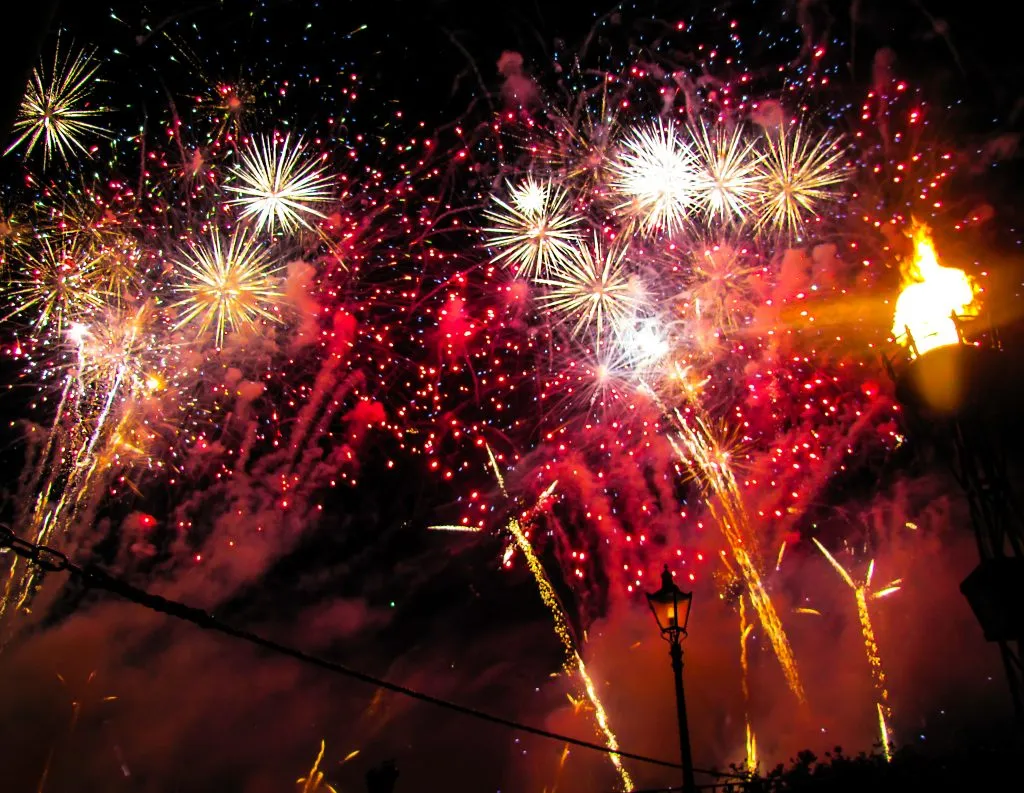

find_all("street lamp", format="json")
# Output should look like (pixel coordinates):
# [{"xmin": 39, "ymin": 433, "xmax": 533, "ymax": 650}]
[{"xmin": 646, "ymin": 565, "xmax": 696, "ymax": 793}]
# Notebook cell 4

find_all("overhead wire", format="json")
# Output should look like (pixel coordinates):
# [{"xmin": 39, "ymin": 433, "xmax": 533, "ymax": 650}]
[{"xmin": 0, "ymin": 525, "xmax": 744, "ymax": 780}]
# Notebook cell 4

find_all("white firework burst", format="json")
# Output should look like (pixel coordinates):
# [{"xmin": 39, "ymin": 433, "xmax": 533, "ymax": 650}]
[
  {"xmin": 690, "ymin": 121, "xmax": 762, "ymax": 225},
  {"xmin": 536, "ymin": 235, "xmax": 644, "ymax": 351},
  {"xmin": 608, "ymin": 119, "xmax": 698, "ymax": 236},
  {"xmin": 755, "ymin": 122, "xmax": 848, "ymax": 239},
  {"xmin": 5, "ymin": 46, "xmax": 110, "ymax": 167},
  {"xmin": 484, "ymin": 177, "xmax": 583, "ymax": 280},
  {"xmin": 225, "ymin": 134, "xmax": 333, "ymax": 234}
]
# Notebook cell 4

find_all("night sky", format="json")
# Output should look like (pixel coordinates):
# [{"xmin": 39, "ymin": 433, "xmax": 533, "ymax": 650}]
[{"xmin": 1, "ymin": 2, "xmax": 1023, "ymax": 792}]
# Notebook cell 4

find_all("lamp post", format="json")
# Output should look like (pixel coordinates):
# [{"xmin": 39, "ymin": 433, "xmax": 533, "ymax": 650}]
[{"xmin": 646, "ymin": 564, "xmax": 696, "ymax": 793}]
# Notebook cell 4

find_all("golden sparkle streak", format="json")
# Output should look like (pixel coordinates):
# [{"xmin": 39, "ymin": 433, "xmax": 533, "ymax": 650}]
[
  {"xmin": 812, "ymin": 539, "xmax": 896, "ymax": 760},
  {"xmin": 667, "ymin": 408, "xmax": 806, "ymax": 703},
  {"xmin": 171, "ymin": 227, "xmax": 283, "ymax": 347},
  {"xmin": 891, "ymin": 219, "xmax": 980, "ymax": 356},
  {"xmin": 739, "ymin": 596, "xmax": 758, "ymax": 773},
  {"xmin": 506, "ymin": 513, "xmax": 634, "ymax": 792},
  {"xmin": 296, "ymin": 740, "xmax": 338, "ymax": 793},
  {"xmin": 485, "ymin": 441, "xmax": 508, "ymax": 497}
]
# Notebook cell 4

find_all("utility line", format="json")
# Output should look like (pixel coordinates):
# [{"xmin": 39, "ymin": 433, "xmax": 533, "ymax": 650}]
[{"xmin": 0, "ymin": 526, "xmax": 742, "ymax": 779}]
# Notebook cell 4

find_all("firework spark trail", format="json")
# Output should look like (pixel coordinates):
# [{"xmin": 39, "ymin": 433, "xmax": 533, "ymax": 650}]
[
  {"xmin": 812, "ymin": 539, "xmax": 897, "ymax": 760},
  {"xmin": 2, "ymin": 306, "xmax": 168, "ymax": 619},
  {"xmin": 739, "ymin": 596, "xmax": 758, "ymax": 773},
  {"xmin": 505, "ymin": 509, "xmax": 633, "ymax": 791},
  {"xmin": 547, "ymin": 743, "xmax": 572, "ymax": 793},
  {"xmin": 5, "ymin": 359, "xmax": 132, "ymax": 613},
  {"xmin": 3, "ymin": 378, "xmax": 93, "ymax": 617},
  {"xmin": 766, "ymin": 398, "xmax": 888, "ymax": 543},
  {"xmin": 667, "ymin": 408, "xmax": 806, "ymax": 703}
]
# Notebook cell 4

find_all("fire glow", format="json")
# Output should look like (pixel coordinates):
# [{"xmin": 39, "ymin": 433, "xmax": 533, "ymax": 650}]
[{"xmin": 891, "ymin": 220, "xmax": 980, "ymax": 357}]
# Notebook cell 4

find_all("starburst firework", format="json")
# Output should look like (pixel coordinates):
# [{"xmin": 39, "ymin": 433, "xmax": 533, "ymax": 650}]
[
  {"xmin": 5, "ymin": 46, "xmax": 109, "ymax": 167},
  {"xmin": 484, "ymin": 177, "xmax": 583, "ymax": 280},
  {"xmin": 225, "ymin": 134, "xmax": 333, "ymax": 234},
  {"xmin": 536, "ymin": 236, "xmax": 643, "ymax": 350},
  {"xmin": 690, "ymin": 122, "xmax": 762, "ymax": 225},
  {"xmin": 4, "ymin": 234, "xmax": 108, "ymax": 332},
  {"xmin": 755, "ymin": 122, "xmax": 847, "ymax": 238},
  {"xmin": 609, "ymin": 118, "xmax": 697, "ymax": 236},
  {"xmin": 172, "ymin": 228, "xmax": 282, "ymax": 346}
]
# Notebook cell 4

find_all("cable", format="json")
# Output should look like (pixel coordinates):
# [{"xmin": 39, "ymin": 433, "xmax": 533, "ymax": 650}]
[{"xmin": 0, "ymin": 526, "xmax": 743, "ymax": 779}]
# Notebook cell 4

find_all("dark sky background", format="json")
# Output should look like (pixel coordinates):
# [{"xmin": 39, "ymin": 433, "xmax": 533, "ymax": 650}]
[{"xmin": 1, "ymin": 2, "xmax": 1023, "ymax": 792}]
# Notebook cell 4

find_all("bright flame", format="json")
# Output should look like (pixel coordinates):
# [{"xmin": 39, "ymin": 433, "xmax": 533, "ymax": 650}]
[{"xmin": 892, "ymin": 220, "xmax": 979, "ymax": 356}]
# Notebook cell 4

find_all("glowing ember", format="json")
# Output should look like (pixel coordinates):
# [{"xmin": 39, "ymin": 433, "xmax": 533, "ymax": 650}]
[{"xmin": 892, "ymin": 220, "xmax": 979, "ymax": 356}]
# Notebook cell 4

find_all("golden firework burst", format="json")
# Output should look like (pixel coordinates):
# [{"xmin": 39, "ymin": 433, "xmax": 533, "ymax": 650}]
[
  {"xmin": 5, "ymin": 45, "xmax": 110, "ymax": 167},
  {"xmin": 171, "ymin": 228, "xmax": 282, "ymax": 346},
  {"xmin": 755, "ymin": 122, "xmax": 848, "ymax": 239},
  {"xmin": 535, "ymin": 235, "xmax": 644, "ymax": 350}
]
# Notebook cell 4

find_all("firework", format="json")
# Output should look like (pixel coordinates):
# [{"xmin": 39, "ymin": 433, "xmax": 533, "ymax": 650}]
[
  {"xmin": 5, "ymin": 45, "xmax": 109, "ymax": 167},
  {"xmin": 171, "ymin": 227, "xmax": 283, "ymax": 346},
  {"xmin": 296, "ymin": 741, "xmax": 338, "ymax": 793},
  {"xmin": 683, "ymin": 238, "xmax": 762, "ymax": 336},
  {"xmin": 484, "ymin": 177, "xmax": 583, "ymax": 280},
  {"xmin": 226, "ymin": 134, "xmax": 333, "ymax": 234},
  {"xmin": 71, "ymin": 303, "xmax": 165, "ymax": 395},
  {"xmin": 4, "ymin": 234, "xmax": 109, "ymax": 333},
  {"xmin": 690, "ymin": 122, "xmax": 762, "ymax": 225},
  {"xmin": 608, "ymin": 119, "xmax": 697, "ymax": 236},
  {"xmin": 614, "ymin": 314, "xmax": 671, "ymax": 374},
  {"xmin": 535, "ymin": 236, "xmax": 644, "ymax": 351},
  {"xmin": 668, "ymin": 407, "xmax": 806, "ymax": 703},
  {"xmin": 754, "ymin": 122, "xmax": 847, "ymax": 239},
  {"xmin": 204, "ymin": 81, "xmax": 257, "ymax": 143},
  {"xmin": 48, "ymin": 192, "xmax": 147, "ymax": 303},
  {"xmin": 813, "ymin": 539, "xmax": 899, "ymax": 760},
  {"xmin": 506, "ymin": 515, "xmax": 634, "ymax": 791},
  {"xmin": 540, "ymin": 87, "xmax": 622, "ymax": 195},
  {"xmin": 0, "ymin": 3, "xmax": 971, "ymax": 779}
]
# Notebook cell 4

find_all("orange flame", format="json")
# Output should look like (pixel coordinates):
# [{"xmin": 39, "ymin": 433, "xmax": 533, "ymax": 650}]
[{"xmin": 892, "ymin": 220, "xmax": 979, "ymax": 356}]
